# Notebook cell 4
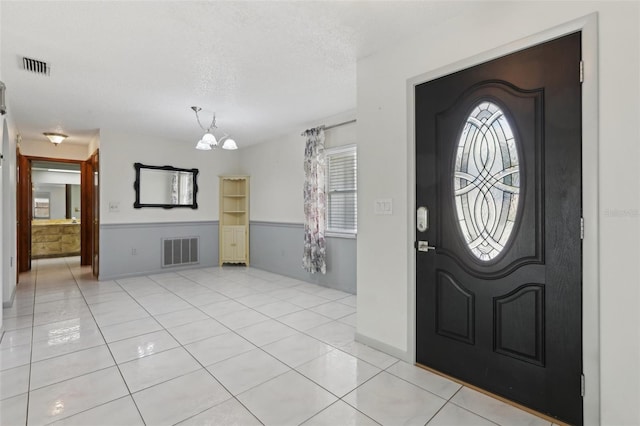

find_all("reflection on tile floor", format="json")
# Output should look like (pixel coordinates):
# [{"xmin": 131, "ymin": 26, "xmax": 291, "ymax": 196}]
[{"xmin": 0, "ymin": 257, "xmax": 553, "ymax": 426}]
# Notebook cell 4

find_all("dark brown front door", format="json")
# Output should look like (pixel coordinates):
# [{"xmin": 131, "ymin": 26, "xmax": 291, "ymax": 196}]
[{"xmin": 416, "ymin": 33, "xmax": 582, "ymax": 424}]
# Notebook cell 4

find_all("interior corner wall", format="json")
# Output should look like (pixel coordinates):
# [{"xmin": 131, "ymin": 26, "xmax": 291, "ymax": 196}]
[
  {"xmin": 356, "ymin": 2, "xmax": 639, "ymax": 425},
  {"xmin": 239, "ymin": 115, "xmax": 357, "ymax": 293},
  {"xmin": 97, "ymin": 128, "xmax": 241, "ymax": 280},
  {"xmin": 87, "ymin": 132, "xmax": 100, "ymax": 158},
  {"xmin": 237, "ymin": 131, "xmax": 306, "ymax": 224}
]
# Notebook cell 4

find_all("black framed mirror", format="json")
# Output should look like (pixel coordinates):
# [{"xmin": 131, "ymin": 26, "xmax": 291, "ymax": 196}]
[{"xmin": 134, "ymin": 163, "xmax": 199, "ymax": 209}]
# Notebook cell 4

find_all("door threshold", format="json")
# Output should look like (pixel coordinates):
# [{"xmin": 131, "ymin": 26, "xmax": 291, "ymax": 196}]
[{"xmin": 416, "ymin": 363, "xmax": 570, "ymax": 426}]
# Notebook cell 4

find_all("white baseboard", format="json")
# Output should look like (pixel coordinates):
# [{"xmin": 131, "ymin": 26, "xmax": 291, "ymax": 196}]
[{"xmin": 355, "ymin": 332, "xmax": 412, "ymax": 363}]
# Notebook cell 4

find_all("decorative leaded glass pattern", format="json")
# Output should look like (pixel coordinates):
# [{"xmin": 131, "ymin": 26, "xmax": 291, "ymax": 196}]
[{"xmin": 454, "ymin": 101, "xmax": 520, "ymax": 261}]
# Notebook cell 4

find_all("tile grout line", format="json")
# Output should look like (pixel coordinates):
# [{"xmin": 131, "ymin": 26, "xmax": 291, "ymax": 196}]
[
  {"xmin": 129, "ymin": 269, "xmax": 366, "ymax": 424},
  {"xmin": 64, "ymin": 256, "xmax": 149, "ymax": 426},
  {"xmin": 173, "ymin": 272, "xmax": 386, "ymax": 425},
  {"xmin": 297, "ymin": 398, "xmax": 383, "ymax": 426},
  {"xmin": 147, "ymin": 271, "xmax": 326, "ymax": 421},
  {"xmin": 18, "ymin": 260, "xmax": 354, "ymax": 425},
  {"xmin": 444, "ymin": 395, "xmax": 506, "ymax": 426},
  {"xmin": 127, "ymin": 270, "xmax": 270, "ymax": 425},
  {"xmin": 18, "ymin": 259, "xmax": 539, "ymax": 426},
  {"xmin": 24, "ymin": 257, "xmax": 40, "ymax": 426},
  {"xmin": 20, "ymin": 259, "xmax": 460, "ymax": 426},
  {"xmin": 111, "ymin": 270, "xmax": 271, "ymax": 423},
  {"xmin": 12, "ymin": 260, "xmax": 124, "ymax": 424},
  {"xmin": 140, "ymin": 269, "xmax": 353, "ymax": 358},
  {"xmin": 201, "ymin": 276, "xmax": 462, "ymax": 426}
]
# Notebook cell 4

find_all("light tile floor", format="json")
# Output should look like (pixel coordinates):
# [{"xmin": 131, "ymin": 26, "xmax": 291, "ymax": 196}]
[{"xmin": 1, "ymin": 257, "xmax": 555, "ymax": 426}]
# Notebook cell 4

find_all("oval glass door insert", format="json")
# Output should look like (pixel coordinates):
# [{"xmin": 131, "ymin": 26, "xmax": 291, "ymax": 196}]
[{"xmin": 454, "ymin": 101, "xmax": 520, "ymax": 261}]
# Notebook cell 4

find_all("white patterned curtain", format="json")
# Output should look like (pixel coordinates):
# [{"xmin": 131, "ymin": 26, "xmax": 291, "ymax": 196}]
[{"xmin": 302, "ymin": 127, "xmax": 326, "ymax": 274}]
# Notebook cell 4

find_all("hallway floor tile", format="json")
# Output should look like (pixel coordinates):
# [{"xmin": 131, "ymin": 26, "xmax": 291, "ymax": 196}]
[{"xmin": 1, "ymin": 257, "xmax": 555, "ymax": 426}]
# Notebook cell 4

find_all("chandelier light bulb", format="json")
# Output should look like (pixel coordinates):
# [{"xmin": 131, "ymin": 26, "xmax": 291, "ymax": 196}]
[
  {"xmin": 195, "ymin": 140, "xmax": 212, "ymax": 150},
  {"xmin": 202, "ymin": 132, "xmax": 217, "ymax": 145},
  {"xmin": 222, "ymin": 138, "xmax": 238, "ymax": 150}
]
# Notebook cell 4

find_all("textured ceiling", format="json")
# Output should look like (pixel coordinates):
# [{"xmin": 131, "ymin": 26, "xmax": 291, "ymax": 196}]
[{"xmin": 1, "ymin": 1, "xmax": 475, "ymax": 148}]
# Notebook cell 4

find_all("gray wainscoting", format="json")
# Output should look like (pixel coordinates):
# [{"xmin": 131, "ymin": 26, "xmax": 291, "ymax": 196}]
[
  {"xmin": 250, "ymin": 221, "xmax": 356, "ymax": 294},
  {"xmin": 99, "ymin": 221, "xmax": 218, "ymax": 281},
  {"xmin": 99, "ymin": 220, "xmax": 356, "ymax": 294}
]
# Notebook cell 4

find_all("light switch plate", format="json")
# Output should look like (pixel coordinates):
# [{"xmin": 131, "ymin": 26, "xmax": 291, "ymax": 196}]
[
  {"xmin": 109, "ymin": 201, "xmax": 120, "ymax": 212},
  {"xmin": 374, "ymin": 198, "xmax": 393, "ymax": 215}
]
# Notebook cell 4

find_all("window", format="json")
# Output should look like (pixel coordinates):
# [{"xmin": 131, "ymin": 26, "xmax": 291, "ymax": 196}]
[
  {"xmin": 454, "ymin": 101, "xmax": 520, "ymax": 261},
  {"xmin": 326, "ymin": 145, "xmax": 357, "ymax": 236}
]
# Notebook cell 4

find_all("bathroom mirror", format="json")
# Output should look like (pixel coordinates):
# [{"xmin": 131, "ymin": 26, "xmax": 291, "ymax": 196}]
[
  {"xmin": 133, "ymin": 163, "xmax": 199, "ymax": 209},
  {"xmin": 31, "ymin": 160, "xmax": 81, "ymax": 220}
]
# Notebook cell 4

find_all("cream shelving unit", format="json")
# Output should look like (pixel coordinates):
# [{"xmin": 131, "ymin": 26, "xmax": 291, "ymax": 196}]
[{"xmin": 219, "ymin": 176, "xmax": 249, "ymax": 266}]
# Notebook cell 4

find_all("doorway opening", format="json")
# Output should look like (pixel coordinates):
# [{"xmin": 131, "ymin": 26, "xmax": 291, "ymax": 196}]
[
  {"xmin": 31, "ymin": 161, "xmax": 82, "ymax": 259},
  {"xmin": 17, "ymin": 152, "xmax": 99, "ymax": 279}
]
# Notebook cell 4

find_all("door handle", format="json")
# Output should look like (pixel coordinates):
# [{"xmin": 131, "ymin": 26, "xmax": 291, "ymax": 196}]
[{"xmin": 417, "ymin": 241, "xmax": 436, "ymax": 252}]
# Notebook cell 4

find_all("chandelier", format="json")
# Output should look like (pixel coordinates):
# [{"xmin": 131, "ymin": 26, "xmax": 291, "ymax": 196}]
[{"xmin": 191, "ymin": 106, "xmax": 238, "ymax": 151}]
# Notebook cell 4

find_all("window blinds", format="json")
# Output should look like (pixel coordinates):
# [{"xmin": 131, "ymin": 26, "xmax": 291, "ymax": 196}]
[{"xmin": 326, "ymin": 147, "xmax": 357, "ymax": 233}]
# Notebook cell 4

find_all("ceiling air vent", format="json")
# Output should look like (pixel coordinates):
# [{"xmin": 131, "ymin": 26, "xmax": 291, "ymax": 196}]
[{"xmin": 22, "ymin": 57, "xmax": 50, "ymax": 75}]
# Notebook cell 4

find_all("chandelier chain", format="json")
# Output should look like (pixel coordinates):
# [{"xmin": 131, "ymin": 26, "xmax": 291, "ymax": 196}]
[{"xmin": 192, "ymin": 107, "xmax": 216, "ymax": 132}]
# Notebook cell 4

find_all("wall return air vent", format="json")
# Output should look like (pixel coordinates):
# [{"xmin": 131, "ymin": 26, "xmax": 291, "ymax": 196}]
[
  {"xmin": 162, "ymin": 237, "xmax": 199, "ymax": 268},
  {"xmin": 22, "ymin": 57, "xmax": 50, "ymax": 75}
]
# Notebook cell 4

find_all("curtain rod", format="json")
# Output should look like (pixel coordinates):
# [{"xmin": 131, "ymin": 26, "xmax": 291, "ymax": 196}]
[{"xmin": 301, "ymin": 119, "xmax": 356, "ymax": 136}]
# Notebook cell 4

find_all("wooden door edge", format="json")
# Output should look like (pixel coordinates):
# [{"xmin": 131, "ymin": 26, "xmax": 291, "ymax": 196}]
[
  {"xmin": 415, "ymin": 363, "xmax": 571, "ymax": 426},
  {"xmin": 16, "ymin": 150, "xmax": 32, "ymax": 273}
]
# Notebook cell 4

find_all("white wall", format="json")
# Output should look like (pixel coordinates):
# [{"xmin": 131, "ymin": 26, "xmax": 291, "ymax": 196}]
[
  {"xmin": 99, "ymin": 128, "xmax": 242, "ymax": 224},
  {"xmin": 0, "ymin": 119, "xmax": 5, "ymax": 317},
  {"xmin": 356, "ymin": 1, "xmax": 639, "ymax": 425},
  {"xmin": 238, "ymin": 131, "xmax": 304, "ymax": 223},
  {"xmin": 32, "ymin": 169, "xmax": 81, "ymax": 186},
  {"xmin": 239, "ymin": 111, "xmax": 356, "ymax": 223},
  {"xmin": 1, "ymin": 0, "xmax": 4, "ymax": 327},
  {"xmin": 18, "ymin": 139, "xmax": 90, "ymax": 161},
  {"xmin": 0, "ymin": 0, "xmax": 18, "ymax": 318},
  {"xmin": 1, "ymin": 112, "xmax": 17, "ymax": 312}
]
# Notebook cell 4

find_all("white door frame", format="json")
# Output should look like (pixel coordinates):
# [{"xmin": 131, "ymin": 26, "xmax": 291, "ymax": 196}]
[{"xmin": 406, "ymin": 13, "xmax": 599, "ymax": 424}]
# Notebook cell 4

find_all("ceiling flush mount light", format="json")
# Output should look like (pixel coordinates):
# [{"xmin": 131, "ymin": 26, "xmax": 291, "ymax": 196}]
[
  {"xmin": 191, "ymin": 106, "xmax": 238, "ymax": 151},
  {"xmin": 43, "ymin": 132, "xmax": 68, "ymax": 146}
]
